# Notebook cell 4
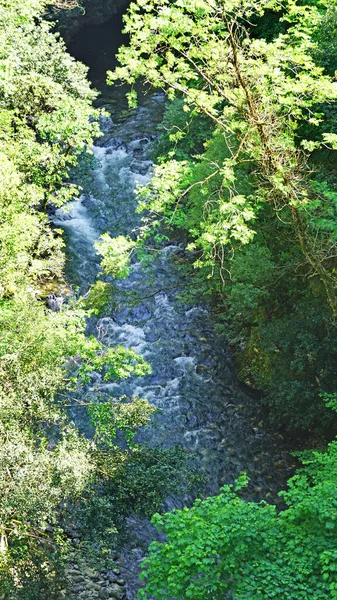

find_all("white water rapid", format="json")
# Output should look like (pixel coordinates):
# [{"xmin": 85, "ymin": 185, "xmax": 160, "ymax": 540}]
[{"xmin": 53, "ymin": 92, "xmax": 293, "ymax": 598}]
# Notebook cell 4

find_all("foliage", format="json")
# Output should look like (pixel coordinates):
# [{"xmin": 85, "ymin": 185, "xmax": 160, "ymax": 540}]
[
  {"xmin": 0, "ymin": 0, "xmax": 99, "ymax": 299},
  {"xmin": 0, "ymin": 1, "xmax": 160, "ymax": 596},
  {"xmin": 139, "ymin": 444, "xmax": 337, "ymax": 599},
  {"xmin": 0, "ymin": 292, "xmax": 154, "ymax": 597},
  {"xmin": 111, "ymin": 0, "xmax": 337, "ymax": 431},
  {"xmin": 89, "ymin": 396, "xmax": 156, "ymax": 447},
  {"xmin": 153, "ymin": 98, "xmax": 213, "ymax": 163},
  {"xmin": 313, "ymin": 4, "xmax": 337, "ymax": 75},
  {"xmin": 95, "ymin": 233, "xmax": 136, "ymax": 279},
  {"xmin": 91, "ymin": 445, "xmax": 203, "ymax": 526},
  {"xmin": 84, "ymin": 280, "xmax": 115, "ymax": 316}
]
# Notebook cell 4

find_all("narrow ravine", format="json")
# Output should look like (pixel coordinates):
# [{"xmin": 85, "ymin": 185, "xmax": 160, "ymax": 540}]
[{"xmin": 54, "ymin": 17, "xmax": 295, "ymax": 599}]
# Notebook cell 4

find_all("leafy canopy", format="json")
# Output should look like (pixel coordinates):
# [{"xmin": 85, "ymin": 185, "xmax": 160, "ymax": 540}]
[{"xmin": 139, "ymin": 441, "xmax": 337, "ymax": 599}]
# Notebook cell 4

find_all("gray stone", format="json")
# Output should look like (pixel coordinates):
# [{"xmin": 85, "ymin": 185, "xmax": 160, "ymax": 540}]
[
  {"xmin": 66, "ymin": 568, "xmax": 81, "ymax": 576},
  {"xmin": 85, "ymin": 566, "xmax": 98, "ymax": 578},
  {"xmin": 87, "ymin": 581, "xmax": 101, "ymax": 594},
  {"xmin": 86, "ymin": 581, "xmax": 102, "ymax": 593},
  {"xmin": 46, "ymin": 293, "xmax": 63, "ymax": 312},
  {"xmin": 108, "ymin": 584, "xmax": 126, "ymax": 600},
  {"xmin": 71, "ymin": 574, "xmax": 86, "ymax": 584}
]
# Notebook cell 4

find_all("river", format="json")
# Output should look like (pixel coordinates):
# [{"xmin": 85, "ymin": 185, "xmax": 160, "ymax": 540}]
[{"xmin": 54, "ymin": 13, "xmax": 295, "ymax": 598}]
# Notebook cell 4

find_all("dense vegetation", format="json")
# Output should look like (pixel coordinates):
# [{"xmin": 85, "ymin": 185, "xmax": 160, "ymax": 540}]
[
  {"xmin": 3, "ymin": 0, "xmax": 337, "ymax": 597},
  {"xmin": 113, "ymin": 0, "xmax": 337, "ymax": 434},
  {"xmin": 0, "ymin": 1, "xmax": 188, "ymax": 597},
  {"xmin": 108, "ymin": 0, "xmax": 337, "ymax": 597}
]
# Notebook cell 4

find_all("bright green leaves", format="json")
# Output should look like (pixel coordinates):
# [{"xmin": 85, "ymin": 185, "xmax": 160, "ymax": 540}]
[
  {"xmin": 95, "ymin": 233, "xmax": 136, "ymax": 279},
  {"xmin": 112, "ymin": 0, "xmax": 337, "ymax": 312},
  {"xmin": 0, "ymin": 1, "xmax": 99, "ymax": 296},
  {"xmin": 0, "ymin": 122, "xmax": 66, "ymax": 296},
  {"xmin": 323, "ymin": 133, "xmax": 337, "ymax": 149},
  {"xmin": 0, "ymin": 3, "xmax": 100, "ymax": 221},
  {"xmin": 217, "ymin": 192, "xmax": 256, "ymax": 244},
  {"xmin": 78, "ymin": 343, "xmax": 151, "ymax": 382},
  {"xmin": 84, "ymin": 280, "xmax": 114, "ymax": 316},
  {"xmin": 138, "ymin": 480, "xmax": 280, "ymax": 600},
  {"xmin": 0, "ymin": 2, "xmax": 159, "ymax": 595},
  {"xmin": 137, "ymin": 130, "xmax": 257, "ymax": 276},
  {"xmin": 89, "ymin": 396, "xmax": 156, "ymax": 447},
  {"xmin": 139, "ymin": 450, "xmax": 337, "ymax": 599}
]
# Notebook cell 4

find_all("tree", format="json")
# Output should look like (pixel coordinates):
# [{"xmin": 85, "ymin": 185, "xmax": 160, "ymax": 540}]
[
  {"xmin": 0, "ymin": 2, "xmax": 157, "ymax": 596},
  {"xmin": 110, "ymin": 0, "xmax": 337, "ymax": 430},
  {"xmin": 112, "ymin": 0, "xmax": 337, "ymax": 312},
  {"xmin": 139, "ymin": 440, "xmax": 337, "ymax": 599}
]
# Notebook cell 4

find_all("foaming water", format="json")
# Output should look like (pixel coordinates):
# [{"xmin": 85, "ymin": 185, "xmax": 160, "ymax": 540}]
[
  {"xmin": 56, "ymin": 92, "xmax": 293, "ymax": 598},
  {"xmin": 52, "ymin": 199, "xmax": 99, "ymax": 284},
  {"xmin": 54, "ymin": 199, "xmax": 98, "ymax": 244}
]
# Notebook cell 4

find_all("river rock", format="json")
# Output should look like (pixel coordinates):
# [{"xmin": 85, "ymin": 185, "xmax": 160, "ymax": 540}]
[
  {"xmin": 85, "ymin": 566, "xmax": 99, "ymax": 578},
  {"xmin": 86, "ymin": 581, "xmax": 102, "ymax": 593},
  {"xmin": 71, "ymin": 574, "xmax": 86, "ymax": 584},
  {"xmin": 46, "ymin": 293, "xmax": 63, "ymax": 312},
  {"xmin": 108, "ymin": 584, "xmax": 126, "ymax": 600},
  {"xmin": 66, "ymin": 567, "xmax": 81, "ymax": 576}
]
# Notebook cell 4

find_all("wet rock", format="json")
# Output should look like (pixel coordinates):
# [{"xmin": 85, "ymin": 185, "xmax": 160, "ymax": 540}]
[
  {"xmin": 144, "ymin": 329, "xmax": 160, "ymax": 342},
  {"xmin": 86, "ymin": 581, "xmax": 102, "ymax": 593},
  {"xmin": 130, "ymin": 159, "xmax": 152, "ymax": 175},
  {"xmin": 127, "ymin": 138, "xmax": 150, "ymax": 152},
  {"xmin": 84, "ymin": 567, "xmax": 98, "ymax": 579},
  {"xmin": 196, "ymin": 364, "xmax": 211, "ymax": 375},
  {"xmin": 46, "ymin": 293, "xmax": 63, "ymax": 312},
  {"xmin": 108, "ymin": 583, "xmax": 126, "ymax": 600},
  {"xmin": 71, "ymin": 574, "xmax": 86, "ymax": 584},
  {"xmin": 66, "ymin": 568, "xmax": 81, "ymax": 576}
]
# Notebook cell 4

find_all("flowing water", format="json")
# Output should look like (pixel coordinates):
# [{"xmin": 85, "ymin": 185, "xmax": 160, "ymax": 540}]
[{"xmin": 55, "ymin": 17, "xmax": 295, "ymax": 598}]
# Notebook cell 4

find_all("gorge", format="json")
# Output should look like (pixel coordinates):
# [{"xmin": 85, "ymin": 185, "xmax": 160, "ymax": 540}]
[
  {"xmin": 57, "ymin": 12, "xmax": 294, "ymax": 598},
  {"xmin": 2, "ymin": 2, "xmax": 337, "ymax": 598}
]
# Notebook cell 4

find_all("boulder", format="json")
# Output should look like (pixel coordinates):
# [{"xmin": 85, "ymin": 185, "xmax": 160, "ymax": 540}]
[
  {"xmin": 46, "ymin": 293, "xmax": 63, "ymax": 312},
  {"xmin": 108, "ymin": 583, "xmax": 126, "ymax": 600}
]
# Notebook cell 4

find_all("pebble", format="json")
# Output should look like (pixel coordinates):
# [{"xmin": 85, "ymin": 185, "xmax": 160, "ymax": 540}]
[
  {"xmin": 66, "ymin": 556, "xmax": 127, "ymax": 600},
  {"xmin": 109, "ymin": 583, "xmax": 126, "ymax": 600}
]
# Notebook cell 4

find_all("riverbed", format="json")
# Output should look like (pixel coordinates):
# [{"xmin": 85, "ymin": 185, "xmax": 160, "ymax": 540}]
[{"xmin": 55, "ymin": 14, "xmax": 295, "ymax": 598}]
